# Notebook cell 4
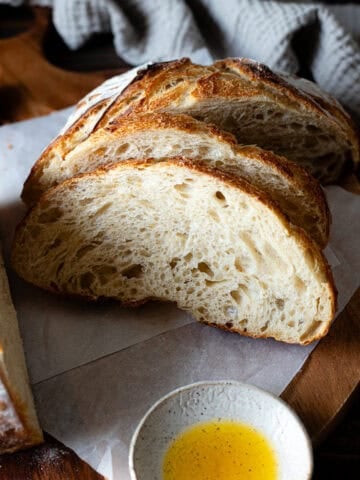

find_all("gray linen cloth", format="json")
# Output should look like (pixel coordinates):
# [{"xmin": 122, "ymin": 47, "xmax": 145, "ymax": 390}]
[{"xmin": 2, "ymin": 0, "xmax": 360, "ymax": 118}]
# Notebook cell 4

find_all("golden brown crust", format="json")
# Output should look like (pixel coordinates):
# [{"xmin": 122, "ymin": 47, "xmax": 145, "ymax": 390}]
[
  {"xmin": 0, "ymin": 367, "xmax": 43, "ymax": 454},
  {"xmin": 214, "ymin": 58, "xmax": 360, "ymax": 166},
  {"xmin": 22, "ymin": 57, "xmax": 359, "ymax": 206},
  {"xmin": 22, "ymin": 98, "xmax": 111, "ymax": 205},
  {"xmin": 108, "ymin": 111, "xmax": 238, "ymax": 145}
]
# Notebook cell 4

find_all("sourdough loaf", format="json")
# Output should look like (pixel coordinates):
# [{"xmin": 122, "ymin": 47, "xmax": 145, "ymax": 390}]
[
  {"xmin": 21, "ymin": 58, "xmax": 359, "ymax": 206},
  {"xmin": 12, "ymin": 158, "xmax": 336, "ymax": 345},
  {"xmin": 32, "ymin": 112, "xmax": 329, "ymax": 246},
  {"xmin": 0, "ymin": 248, "xmax": 43, "ymax": 453}
]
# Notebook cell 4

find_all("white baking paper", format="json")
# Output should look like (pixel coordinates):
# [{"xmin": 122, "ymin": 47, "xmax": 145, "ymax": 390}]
[{"xmin": 0, "ymin": 112, "xmax": 359, "ymax": 480}]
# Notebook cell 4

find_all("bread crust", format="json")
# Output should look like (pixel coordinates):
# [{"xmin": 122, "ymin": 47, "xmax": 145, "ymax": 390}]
[
  {"xmin": 22, "ymin": 98, "xmax": 111, "ymax": 205},
  {"xmin": 22, "ymin": 58, "xmax": 359, "ymax": 207},
  {"xmin": 0, "ymin": 365, "xmax": 43, "ymax": 454},
  {"xmin": 102, "ymin": 57, "xmax": 359, "ymax": 164}
]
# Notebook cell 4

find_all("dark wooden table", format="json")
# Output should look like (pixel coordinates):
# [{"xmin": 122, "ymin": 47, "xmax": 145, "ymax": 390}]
[{"xmin": 0, "ymin": 5, "xmax": 359, "ymax": 479}]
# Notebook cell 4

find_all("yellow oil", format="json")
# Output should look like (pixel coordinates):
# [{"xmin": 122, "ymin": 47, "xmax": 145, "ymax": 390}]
[{"xmin": 163, "ymin": 420, "xmax": 277, "ymax": 480}]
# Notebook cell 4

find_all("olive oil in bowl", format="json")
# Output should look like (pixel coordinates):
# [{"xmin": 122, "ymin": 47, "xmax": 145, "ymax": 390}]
[
  {"xmin": 163, "ymin": 420, "xmax": 277, "ymax": 480},
  {"xmin": 129, "ymin": 382, "xmax": 313, "ymax": 480}
]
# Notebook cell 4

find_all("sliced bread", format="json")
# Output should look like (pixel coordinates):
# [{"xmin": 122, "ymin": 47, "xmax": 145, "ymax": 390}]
[
  {"xmin": 12, "ymin": 158, "xmax": 336, "ymax": 345},
  {"xmin": 0, "ymin": 248, "xmax": 43, "ymax": 453},
  {"xmin": 25, "ymin": 112, "xmax": 329, "ymax": 246}
]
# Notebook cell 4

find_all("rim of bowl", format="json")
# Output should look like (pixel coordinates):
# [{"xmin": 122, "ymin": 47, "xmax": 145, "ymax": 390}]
[{"xmin": 129, "ymin": 380, "xmax": 313, "ymax": 479}]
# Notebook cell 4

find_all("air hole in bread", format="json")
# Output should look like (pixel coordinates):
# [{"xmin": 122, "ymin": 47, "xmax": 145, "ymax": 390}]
[
  {"xmin": 230, "ymin": 290, "xmax": 241, "ymax": 304},
  {"xmin": 55, "ymin": 261, "xmax": 65, "ymax": 278},
  {"xmin": 272, "ymin": 112, "xmax": 283, "ymax": 119},
  {"xmin": 275, "ymin": 298, "xmax": 285, "ymax": 310},
  {"xmin": 79, "ymin": 197, "xmax": 94, "ymax": 206},
  {"xmin": 215, "ymin": 191, "xmax": 226, "ymax": 202},
  {"xmin": 93, "ymin": 202, "xmax": 112, "ymax": 217},
  {"xmin": 208, "ymin": 209, "xmax": 220, "ymax": 222},
  {"xmin": 239, "ymin": 318, "xmax": 248, "ymax": 327},
  {"xmin": 198, "ymin": 146, "xmax": 210, "ymax": 156},
  {"xmin": 49, "ymin": 237, "xmax": 62, "ymax": 250},
  {"xmin": 76, "ymin": 244, "xmax": 96, "ymax": 259},
  {"xmin": 198, "ymin": 262, "xmax": 214, "ymax": 277},
  {"xmin": 306, "ymin": 124, "xmax": 321, "ymax": 134},
  {"xmin": 79, "ymin": 272, "xmax": 95, "ymax": 290},
  {"xmin": 215, "ymin": 160, "xmax": 225, "ymax": 168},
  {"xmin": 139, "ymin": 199, "xmax": 153, "ymax": 208},
  {"xmin": 174, "ymin": 183, "xmax": 192, "ymax": 196},
  {"xmin": 94, "ymin": 265, "xmax": 117, "ymax": 276},
  {"xmin": 255, "ymin": 113, "xmax": 264, "ymax": 120},
  {"xmin": 225, "ymin": 321, "xmax": 233, "ymax": 328},
  {"xmin": 290, "ymin": 122, "xmax": 302, "ymax": 131},
  {"xmin": 234, "ymin": 258, "xmax": 243, "ymax": 272},
  {"xmin": 260, "ymin": 321, "xmax": 269, "ymax": 332},
  {"xmin": 94, "ymin": 265, "xmax": 118, "ymax": 285},
  {"xmin": 169, "ymin": 258, "xmax": 180, "ymax": 269},
  {"xmin": 121, "ymin": 264, "xmax": 143, "ymax": 279},
  {"xmin": 94, "ymin": 147, "xmax": 106, "ymax": 156},
  {"xmin": 287, "ymin": 321, "xmax": 295, "ymax": 328},
  {"xmin": 184, "ymin": 252, "xmax": 193, "ymax": 262},
  {"xmin": 116, "ymin": 143, "xmax": 130, "ymax": 155},
  {"xmin": 38, "ymin": 207, "xmax": 63, "ymax": 223},
  {"xmin": 205, "ymin": 279, "xmax": 225, "ymax": 287}
]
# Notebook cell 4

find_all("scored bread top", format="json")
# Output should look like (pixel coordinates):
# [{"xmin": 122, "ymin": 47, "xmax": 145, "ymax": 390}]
[
  {"xmin": 40, "ymin": 111, "xmax": 329, "ymax": 246},
  {"xmin": 13, "ymin": 157, "xmax": 336, "ymax": 345},
  {"xmin": 22, "ymin": 58, "xmax": 359, "ymax": 205}
]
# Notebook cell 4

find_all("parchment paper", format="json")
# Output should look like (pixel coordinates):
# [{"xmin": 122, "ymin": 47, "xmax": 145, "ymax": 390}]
[{"xmin": 0, "ymin": 112, "xmax": 359, "ymax": 479}]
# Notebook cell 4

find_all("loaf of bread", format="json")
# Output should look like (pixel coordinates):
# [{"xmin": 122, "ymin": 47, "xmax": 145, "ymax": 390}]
[
  {"xmin": 23, "ymin": 112, "xmax": 330, "ymax": 246},
  {"xmin": 12, "ymin": 158, "xmax": 336, "ymax": 345},
  {"xmin": 22, "ymin": 58, "xmax": 359, "ymax": 206},
  {"xmin": 0, "ymin": 249, "xmax": 43, "ymax": 453}
]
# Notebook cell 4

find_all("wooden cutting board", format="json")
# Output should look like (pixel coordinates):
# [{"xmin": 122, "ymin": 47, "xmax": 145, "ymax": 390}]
[{"xmin": 0, "ymin": 7, "xmax": 359, "ymax": 479}]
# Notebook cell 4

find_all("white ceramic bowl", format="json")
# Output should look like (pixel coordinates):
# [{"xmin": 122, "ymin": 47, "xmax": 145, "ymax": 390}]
[{"xmin": 129, "ymin": 381, "xmax": 313, "ymax": 480}]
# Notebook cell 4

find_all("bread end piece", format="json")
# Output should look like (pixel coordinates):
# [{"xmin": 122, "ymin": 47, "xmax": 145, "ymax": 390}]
[{"xmin": 0, "ymin": 251, "xmax": 43, "ymax": 454}]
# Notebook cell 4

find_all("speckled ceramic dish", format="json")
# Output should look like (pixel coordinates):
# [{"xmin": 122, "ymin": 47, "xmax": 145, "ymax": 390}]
[{"xmin": 129, "ymin": 381, "xmax": 313, "ymax": 480}]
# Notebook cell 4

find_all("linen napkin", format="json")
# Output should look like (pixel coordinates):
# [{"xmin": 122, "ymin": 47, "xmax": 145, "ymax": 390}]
[{"xmin": 2, "ymin": 0, "xmax": 360, "ymax": 118}]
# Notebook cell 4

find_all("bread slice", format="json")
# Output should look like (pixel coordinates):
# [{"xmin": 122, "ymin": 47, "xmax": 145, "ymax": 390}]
[
  {"xmin": 26, "ymin": 112, "xmax": 329, "ymax": 246},
  {"xmin": 12, "ymin": 158, "xmax": 336, "ymax": 345},
  {"xmin": 0, "ymin": 248, "xmax": 43, "ymax": 453}
]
